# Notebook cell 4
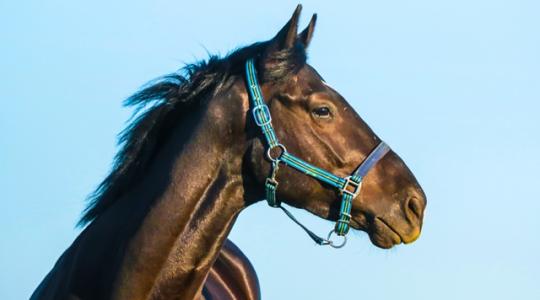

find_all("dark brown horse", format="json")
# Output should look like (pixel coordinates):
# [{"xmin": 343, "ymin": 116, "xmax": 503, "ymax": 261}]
[{"xmin": 31, "ymin": 5, "xmax": 426, "ymax": 300}]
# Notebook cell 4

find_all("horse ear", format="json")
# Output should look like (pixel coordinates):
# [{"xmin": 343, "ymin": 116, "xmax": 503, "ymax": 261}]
[
  {"xmin": 269, "ymin": 4, "xmax": 302, "ymax": 50},
  {"xmin": 298, "ymin": 14, "xmax": 317, "ymax": 48}
]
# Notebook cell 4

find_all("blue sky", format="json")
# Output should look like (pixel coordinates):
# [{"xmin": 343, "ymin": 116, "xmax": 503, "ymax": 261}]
[{"xmin": 1, "ymin": 0, "xmax": 539, "ymax": 299}]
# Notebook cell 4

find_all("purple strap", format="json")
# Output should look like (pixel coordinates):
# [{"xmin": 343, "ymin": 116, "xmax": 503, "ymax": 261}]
[{"xmin": 352, "ymin": 142, "xmax": 391, "ymax": 178}]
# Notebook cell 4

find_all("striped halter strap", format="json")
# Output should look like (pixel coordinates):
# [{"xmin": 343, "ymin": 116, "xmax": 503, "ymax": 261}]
[{"xmin": 245, "ymin": 59, "xmax": 390, "ymax": 248}]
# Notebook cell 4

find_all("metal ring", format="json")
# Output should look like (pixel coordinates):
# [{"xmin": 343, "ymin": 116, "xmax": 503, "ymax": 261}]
[
  {"xmin": 266, "ymin": 144, "xmax": 287, "ymax": 162},
  {"xmin": 327, "ymin": 229, "xmax": 347, "ymax": 249}
]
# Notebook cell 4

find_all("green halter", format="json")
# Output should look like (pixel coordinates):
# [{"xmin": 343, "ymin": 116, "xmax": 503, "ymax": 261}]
[{"xmin": 245, "ymin": 59, "xmax": 390, "ymax": 247}]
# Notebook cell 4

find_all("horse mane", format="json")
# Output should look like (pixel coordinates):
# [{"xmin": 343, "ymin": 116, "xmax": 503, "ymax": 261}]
[{"xmin": 78, "ymin": 41, "xmax": 307, "ymax": 226}]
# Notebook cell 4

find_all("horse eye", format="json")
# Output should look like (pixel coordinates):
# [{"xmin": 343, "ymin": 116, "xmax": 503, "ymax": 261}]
[{"xmin": 312, "ymin": 106, "xmax": 332, "ymax": 119}]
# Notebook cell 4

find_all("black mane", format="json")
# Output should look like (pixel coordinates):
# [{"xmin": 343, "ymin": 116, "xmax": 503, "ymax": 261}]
[{"xmin": 79, "ymin": 41, "xmax": 307, "ymax": 226}]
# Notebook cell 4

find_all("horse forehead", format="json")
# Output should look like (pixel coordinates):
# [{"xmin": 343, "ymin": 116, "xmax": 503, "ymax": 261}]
[{"xmin": 294, "ymin": 65, "xmax": 329, "ymax": 93}]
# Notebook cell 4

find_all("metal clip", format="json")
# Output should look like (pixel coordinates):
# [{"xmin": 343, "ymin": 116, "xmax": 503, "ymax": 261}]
[{"xmin": 270, "ymin": 160, "xmax": 280, "ymax": 180}]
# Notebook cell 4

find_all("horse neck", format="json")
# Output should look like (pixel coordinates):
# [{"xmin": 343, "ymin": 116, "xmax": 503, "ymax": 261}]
[{"xmin": 110, "ymin": 89, "xmax": 249, "ymax": 299}]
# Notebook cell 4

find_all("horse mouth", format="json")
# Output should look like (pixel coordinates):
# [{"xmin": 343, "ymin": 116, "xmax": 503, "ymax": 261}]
[
  {"xmin": 369, "ymin": 217, "xmax": 403, "ymax": 249},
  {"xmin": 348, "ymin": 215, "xmax": 403, "ymax": 249}
]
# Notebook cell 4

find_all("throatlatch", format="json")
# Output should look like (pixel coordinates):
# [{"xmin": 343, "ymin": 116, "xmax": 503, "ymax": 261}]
[{"xmin": 245, "ymin": 59, "xmax": 390, "ymax": 248}]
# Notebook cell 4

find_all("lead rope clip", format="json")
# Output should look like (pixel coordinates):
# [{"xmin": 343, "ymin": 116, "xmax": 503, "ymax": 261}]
[
  {"xmin": 265, "ymin": 160, "xmax": 280, "ymax": 188},
  {"xmin": 265, "ymin": 160, "xmax": 281, "ymax": 208}
]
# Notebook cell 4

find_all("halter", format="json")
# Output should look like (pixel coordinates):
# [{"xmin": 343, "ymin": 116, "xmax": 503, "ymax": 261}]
[{"xmin": 245, "ymin": 59, "xmax": 390, "ymax": 248}]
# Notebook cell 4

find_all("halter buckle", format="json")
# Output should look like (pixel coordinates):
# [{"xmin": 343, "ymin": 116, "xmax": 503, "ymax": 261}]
[
  {"xmin": 340, "ymin": 176, "xmax": 362, "ymax": 198},
  {"xmin": 252, "ymin": 104, "xmax": 272, "ymax": 126}
]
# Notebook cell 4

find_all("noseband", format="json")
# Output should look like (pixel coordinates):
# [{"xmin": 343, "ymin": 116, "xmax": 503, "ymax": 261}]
[{"xmin": 245, "ymin": 59, "xmax": 390, "ymax": 248}]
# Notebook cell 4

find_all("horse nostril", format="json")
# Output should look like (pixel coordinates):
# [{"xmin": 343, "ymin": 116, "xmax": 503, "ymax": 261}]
[{"xmin": 406, "ymin": 196, "xmax": 424, "ymax": 220}]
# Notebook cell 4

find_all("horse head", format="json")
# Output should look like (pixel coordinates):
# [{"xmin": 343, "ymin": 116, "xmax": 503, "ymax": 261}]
[{"xmin": 245, "ymin": 5, "xmax": 426, "ymax": 249}]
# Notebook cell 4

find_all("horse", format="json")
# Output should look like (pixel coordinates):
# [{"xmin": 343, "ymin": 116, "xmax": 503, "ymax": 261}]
[{"xmin": 31, "ymin": 5, "xmax": 426, "ymax": 299}]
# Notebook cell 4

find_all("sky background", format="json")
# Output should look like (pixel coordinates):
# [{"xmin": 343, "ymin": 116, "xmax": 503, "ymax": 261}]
[{"xmin": 1, "ymin": 0, "xmax": 539, "ymax": 299}]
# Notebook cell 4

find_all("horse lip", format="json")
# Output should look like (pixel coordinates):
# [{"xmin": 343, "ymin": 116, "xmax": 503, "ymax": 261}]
[{"xmin": 375, "ymin": 217, "xmax": 403, "ymax": 244}]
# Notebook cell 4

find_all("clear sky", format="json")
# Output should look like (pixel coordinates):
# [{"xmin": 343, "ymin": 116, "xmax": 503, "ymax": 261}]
[{"xmin": 1, "ymin": 0, "xmax": 539, "ymax": 299}]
